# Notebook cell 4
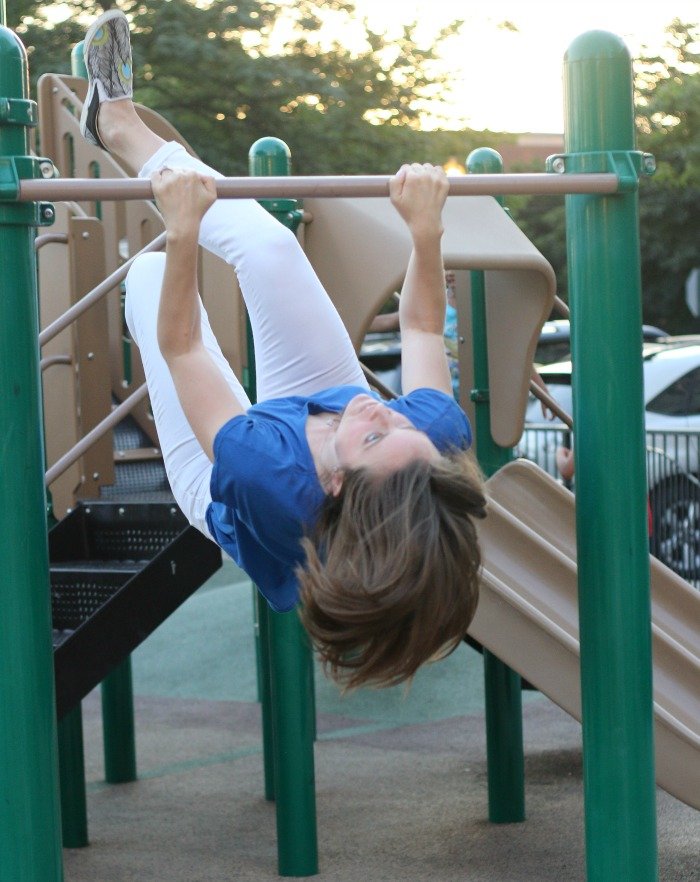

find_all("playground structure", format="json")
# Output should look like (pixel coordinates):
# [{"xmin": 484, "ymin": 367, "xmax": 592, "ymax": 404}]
[{"xmin": 0, "ymin": 21, "xmax": 698, "ymax": 882}]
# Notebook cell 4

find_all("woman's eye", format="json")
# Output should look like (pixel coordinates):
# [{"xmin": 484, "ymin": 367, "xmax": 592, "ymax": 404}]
[{"xmin": 364, "ymin": 432, "xmax": 383, "ymax": 445}]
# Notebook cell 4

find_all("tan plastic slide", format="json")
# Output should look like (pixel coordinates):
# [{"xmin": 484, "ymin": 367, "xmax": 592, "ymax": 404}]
[{"xmin": 471, "ymin": 459, "xmax": 700, "ymax": 810}]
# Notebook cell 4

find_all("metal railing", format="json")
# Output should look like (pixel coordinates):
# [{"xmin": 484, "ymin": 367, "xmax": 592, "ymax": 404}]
[{"xmin": 517, "ymin": 423, "xmax": 700, "ymax": 586}]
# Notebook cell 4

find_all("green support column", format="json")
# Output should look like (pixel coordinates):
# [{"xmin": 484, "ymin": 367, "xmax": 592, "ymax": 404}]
[
  {"xmin": 267, "ymin": 611, "xmax": 318, "ymax": 876},
  {"xmin": 562, "ymin": 32, "xmax": 657, "ymax": 881},
  {"xmin": 0, "ymin": 25, "xmax": 64, "ymax": 881},
  {"xmin": 58, "ymin": 707, "xmax": 89, "ymax": 847},
  {"xmin": 248, "ymin": 137, "xmax": 318, "ymax": 876},
  {"xmin": 255, "ymin": 596, "xmax": 276, "ymax": 800},
  {"xmin": 466, "ymin": 147, "xmax": 525, "ymax": 824},
  {"xmin": 101, "ymin": 660, "xmax": 137, "ymax": 783}
]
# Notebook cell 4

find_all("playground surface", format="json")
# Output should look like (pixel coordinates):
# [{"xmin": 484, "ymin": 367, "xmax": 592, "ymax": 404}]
[{"xmin": 62, "ymin": 561, "xmax": 699, "ymax": 882}]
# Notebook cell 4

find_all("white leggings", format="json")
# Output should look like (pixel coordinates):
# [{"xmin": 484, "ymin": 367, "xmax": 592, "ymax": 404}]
[{"xmin": 125, "ymin": 142, "xmax": 369, "ymax": 537}]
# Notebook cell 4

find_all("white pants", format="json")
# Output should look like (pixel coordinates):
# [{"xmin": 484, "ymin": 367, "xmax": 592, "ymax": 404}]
[{"xmin": 125, "ymin": 142, "xmax": 368, "ymax": 536}]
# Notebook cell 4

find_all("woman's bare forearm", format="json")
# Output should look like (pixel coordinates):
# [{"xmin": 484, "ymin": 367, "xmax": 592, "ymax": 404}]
[
  {"xmin": 399, "ymin": 230, "xmax": 447, "ymax": 335},
  {"xmin": 157, "ymin": 228, "xmax": 203, "ymax": 360}
]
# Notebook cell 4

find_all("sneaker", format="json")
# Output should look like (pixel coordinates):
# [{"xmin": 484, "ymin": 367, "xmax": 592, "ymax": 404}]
[{"xmin": 79, "ymin": 9, "xmax": 133, "ymax": 149}]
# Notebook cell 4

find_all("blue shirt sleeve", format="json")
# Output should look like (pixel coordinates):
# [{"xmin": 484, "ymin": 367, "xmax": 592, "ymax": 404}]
[
  {"xmin": 388, "ymin": 388, "xmax": 472, "ymax": 452},
  {"xmin": 207, "ymin": 413, "xmax": 325, "ymax": 612}
]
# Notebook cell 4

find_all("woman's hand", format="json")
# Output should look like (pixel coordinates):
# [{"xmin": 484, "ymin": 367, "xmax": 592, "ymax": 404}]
[
  {"xmin": 151, "ymin": 168, "xmax": 217, "ymax": 239},
  {"xmin": 389, "ymin": 163, "xmax": 449, "ymax": 240}
]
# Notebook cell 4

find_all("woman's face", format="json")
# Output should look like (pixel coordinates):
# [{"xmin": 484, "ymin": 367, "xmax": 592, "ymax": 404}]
[{"xmin": 330, "ymin": 394, "xmax": 439, "ymax": 490}]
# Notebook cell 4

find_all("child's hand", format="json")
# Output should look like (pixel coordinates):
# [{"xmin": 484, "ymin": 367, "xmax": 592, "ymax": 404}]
[
  {"xmin": 151, "ymin": 168, "xmax": 217, "ymax": 238},
  {"xmin": 389, "ymin": 163, "xmax": 448, "ymax": 239}
]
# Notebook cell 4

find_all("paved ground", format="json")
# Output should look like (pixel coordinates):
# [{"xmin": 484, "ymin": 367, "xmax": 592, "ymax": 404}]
[{"xmin": 62, "ymin": 562, "xmax": 699, "ymax": 881}]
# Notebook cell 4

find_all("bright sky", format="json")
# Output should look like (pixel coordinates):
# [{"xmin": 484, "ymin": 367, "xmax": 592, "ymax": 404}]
[{"xmin": 349, "ymin": 1, "xmax": 700, "ymax": 133}]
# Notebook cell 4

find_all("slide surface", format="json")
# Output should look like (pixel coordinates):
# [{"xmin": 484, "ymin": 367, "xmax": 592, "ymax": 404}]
[{"xmin": 470, "ymin": 459, "xmax": 700, "ymax": 810}]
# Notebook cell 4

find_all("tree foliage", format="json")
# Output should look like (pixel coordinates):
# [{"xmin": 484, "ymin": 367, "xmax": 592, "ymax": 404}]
[
  {"xmin": 8, "ymin": 0, "xmax": 475, "ymax": 174},
  {"xmin": 635, "ymin": 20, "xmax": 700, "ymax": 332}
]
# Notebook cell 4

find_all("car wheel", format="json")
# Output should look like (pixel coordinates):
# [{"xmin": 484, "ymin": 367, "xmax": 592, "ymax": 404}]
[{"xmin": 650, "ymin": 475, "xmax": 700, "ymax": 584}]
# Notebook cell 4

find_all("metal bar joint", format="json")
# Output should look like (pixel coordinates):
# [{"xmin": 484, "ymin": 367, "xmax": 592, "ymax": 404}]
[
  {"xmin": 546, "ymin": 150, "xmax": 655, "ymax": 192},
  {"xmin": 0, "ymin": 96, "xmax": 37, "ymax": 126},
  {"xmin": 0, "ymin": 155, "xmax": 56, "ymax": 225},
  {"xmin": 470, "ymin": 388, "xmax": 490, "ymax": 403}
]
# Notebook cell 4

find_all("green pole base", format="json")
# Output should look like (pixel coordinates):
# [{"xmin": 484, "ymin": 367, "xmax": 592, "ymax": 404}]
[
  {"xmin": 268, "ymin": 611, "xmax": 318, "ymax": 876},
  {"xmin": 484, "ymin": 650, "xmax": 526, "ymax": 823},
  {"xmin": 256, "ymin": 594, "xmax": 276, "ymax": 801},
  {"xmin": 58, "ymin": 704, "xmax": 89, "ymax": 848},
  {"xmin": 101, "ymin": 658, "xmax": 137, "ymax": 783}
]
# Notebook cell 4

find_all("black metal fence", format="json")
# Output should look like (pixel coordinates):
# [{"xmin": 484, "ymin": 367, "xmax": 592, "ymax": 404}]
[{"xmin": 516, "ymin": 424, "xmax": 700, "ymax": 587}]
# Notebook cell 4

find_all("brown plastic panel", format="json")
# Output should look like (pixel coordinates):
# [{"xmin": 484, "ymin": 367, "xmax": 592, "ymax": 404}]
[
  {"xmin": 38, "ymin": 203, "xmax": 82, "ymax": 517},
  {"xmin": 472, "ymin": 459, "xmax": 700, "ymax": 809},
  {"xmin": 302, "ymin": 196, "xmax": 555, "ymax": 448},
  {"xmin": 69, "ymin": 215, "xmax": 114, "ymax": 502}
]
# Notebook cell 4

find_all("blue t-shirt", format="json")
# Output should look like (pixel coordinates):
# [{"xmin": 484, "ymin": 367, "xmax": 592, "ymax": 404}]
[{"xmin": 206, "ymin": 386, "xmax": 472, "ymax": 612}]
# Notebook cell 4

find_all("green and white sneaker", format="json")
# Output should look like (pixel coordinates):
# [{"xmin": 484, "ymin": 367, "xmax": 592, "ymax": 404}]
[{"xmin": 79, "ymin": 9, "xmax": 133, "ymax": 149}]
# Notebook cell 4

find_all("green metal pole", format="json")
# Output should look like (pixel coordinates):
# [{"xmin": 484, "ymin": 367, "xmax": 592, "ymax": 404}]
[
  {"xmin": 248, "ymin": 137, "xmax": 318, "ymax": 876},
  {"xmin": 246, "ymin": 137, "xmax": 290, "ymax": 802},
  {"xmin": 57, "ymin": 706, "xmax": 89, "ymax": 847},
  {"xmin": 267, "ymin": 611, "xmax": 318, "ymax": 876},
  {"xmin": 467, "ymin": 147, "xmax": 525, "ymax": 824},
  {"xmin": 563, "ymin": 31, "xmax": 657, "ymax": 881},
  {"xmin": 101, "ymin": 659, "xmax": 137, "ymax": 782},
  {"xmin": 255, "ymin": 595, "xmax": 276, "ymax": 800},
  {"xmin": 0, "ymin": 26, "xmax": 63, "ymax": 881}
]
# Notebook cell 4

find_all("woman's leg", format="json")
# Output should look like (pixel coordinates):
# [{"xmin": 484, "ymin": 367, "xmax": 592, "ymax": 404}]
[
  {"xmin": 140, "ymin": 142, "xmax": 368, "ymax": 400},
  {"xmin": 98, "ymin": 103, "xmax": 368, "ymax": 401},
  {"xmin": 124, "ymin": 252, "xmax": 251, "ymax": 536}
]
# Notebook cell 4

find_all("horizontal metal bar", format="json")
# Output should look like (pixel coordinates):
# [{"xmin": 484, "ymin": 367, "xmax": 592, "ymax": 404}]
[
  {"xmin": 45, "ymin": 383, "xmax": 149, "ymax": 486},
  {"xmin": 18, "ymin": 172, "xmax": 621, "ymax": 202}
]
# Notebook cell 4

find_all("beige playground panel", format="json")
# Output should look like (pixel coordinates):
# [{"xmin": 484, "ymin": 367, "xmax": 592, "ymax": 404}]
[{"xmin": 473, "ymin": 459, "xmax": 700, "ymax": 810}]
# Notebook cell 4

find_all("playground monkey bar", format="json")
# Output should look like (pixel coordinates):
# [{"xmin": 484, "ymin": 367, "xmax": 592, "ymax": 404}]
[{"xmin": 15, "ymin": 171, "xmax": 621, "ymax": 203}]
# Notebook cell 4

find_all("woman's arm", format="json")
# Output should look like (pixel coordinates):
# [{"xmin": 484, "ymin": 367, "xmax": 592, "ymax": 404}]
[
  {"xmin": 153, "ymin": 168, "xmax": 246, "ymax": 460},
  {"xmin": 389, "ymin": 163, "xmax": 452, "ymax": 396}
]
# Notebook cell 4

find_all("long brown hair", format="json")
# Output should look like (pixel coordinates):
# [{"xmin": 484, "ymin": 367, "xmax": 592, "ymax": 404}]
[{"xmin": 297, "ymin": 451, "xmax": 486, "ymax": 690}]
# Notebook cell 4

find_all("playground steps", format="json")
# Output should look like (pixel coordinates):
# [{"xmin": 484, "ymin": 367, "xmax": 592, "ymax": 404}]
[{"xmin": 50, "ymin": 501, "xmax": 221, "ymax": 720}]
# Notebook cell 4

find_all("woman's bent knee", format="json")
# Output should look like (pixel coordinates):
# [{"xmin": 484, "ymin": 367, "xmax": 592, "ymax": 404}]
[{"xmin": 124, "ymin": 252, "xmax": 166, "ymax": 341}]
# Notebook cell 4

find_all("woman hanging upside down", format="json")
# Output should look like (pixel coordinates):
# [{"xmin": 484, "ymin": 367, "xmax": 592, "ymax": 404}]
[{"xmin": 80, "ymin": 9, "xmax": 486, "ymax": 689}]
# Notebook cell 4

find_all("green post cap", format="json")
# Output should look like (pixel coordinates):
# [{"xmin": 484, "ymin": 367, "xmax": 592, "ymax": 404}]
[
  {"xmin": 563, "ymin": 28, "xmax": 634, "ymax": 155},
  {"xmin": 466, "ymin": 147, "xmax": 503, "ymax": 175},
  {"xmin": 249, "ymin": 137, "xmax": 291, "ymax": 177},
  {"xmin": 0, "ymin": 25, "xmax": 27, "ymax": 97},
  {"xmin": 71, "ymin": 41, "xmax": 87, "ymax": 79},
  {"xmin": 565, "ymin": 29, "xmax": 630, "ymax": 65},
  {"xmin": 0, "ymin": 26, "xmax": 29, "ymax": 157}
]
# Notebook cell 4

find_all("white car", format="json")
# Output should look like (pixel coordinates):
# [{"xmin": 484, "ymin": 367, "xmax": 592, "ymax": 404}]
[{"xmin": 519, "ymin": 340, "xmax": 700, "ymax": 583}]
